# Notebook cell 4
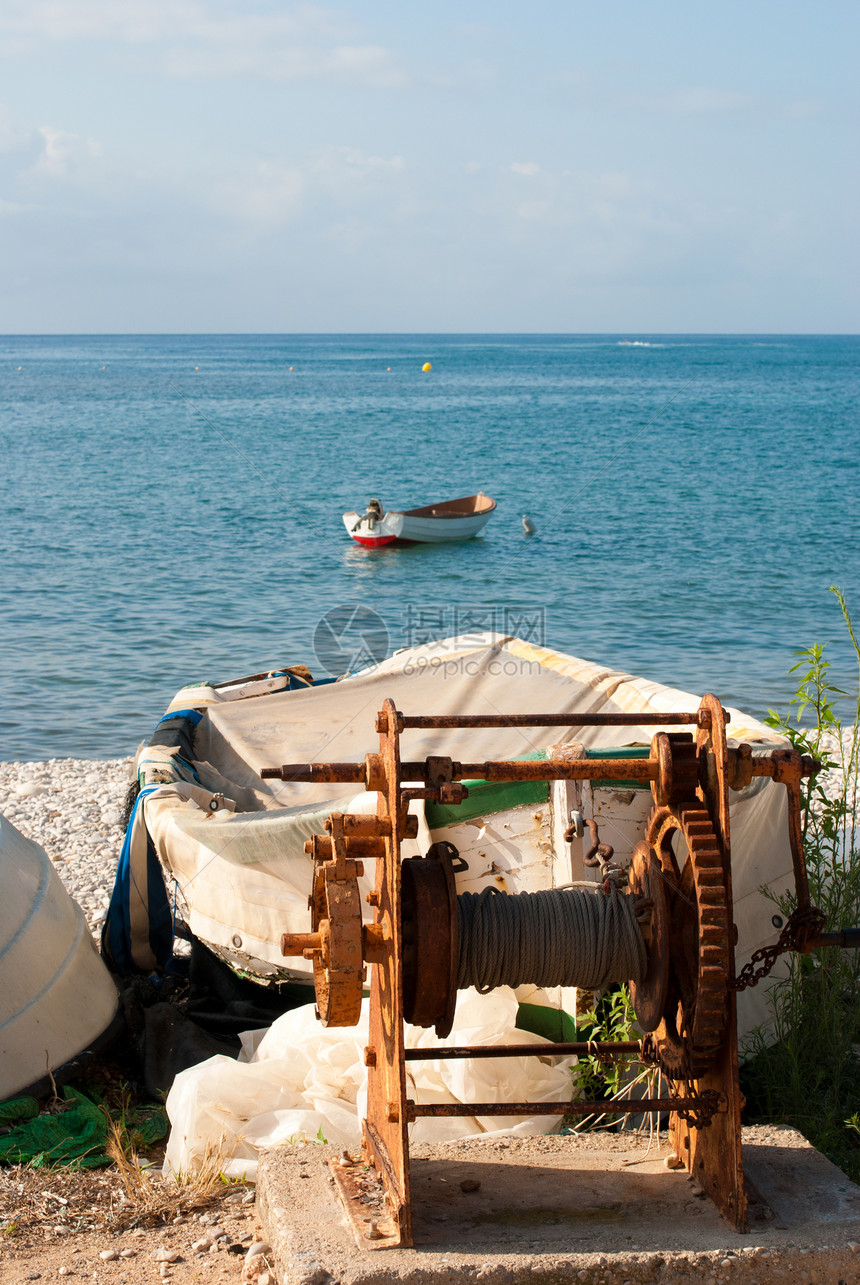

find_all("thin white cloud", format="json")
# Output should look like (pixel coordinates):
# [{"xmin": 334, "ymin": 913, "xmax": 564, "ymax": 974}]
[
  {"xmin": 511, "ymin": 162, "xmax": 540, "ymax": 177},
  {"xmin": 162, "ymin": 40, "xmax": 405, "ymax": 87},
  {"xmin": 35, "ymin": 127, "xmax": 102, "ymax": 176},
  {"xmin": 211, "ymin": 161, "xmax": 305, "ymax": 228},
  {"xmin": 0, "ymin": 1, "xmax": 343, "ymax": 43},
  {"xmin": 0, "ymin": 1, "xmax": 407, "ymax": 86},
  {"xmin": 198, "ymin": 145, "xmax": 406, "ymax": 231},
  {"xmin": 311, "ymin": 146, "xmax": 405, "ymax": 179}
]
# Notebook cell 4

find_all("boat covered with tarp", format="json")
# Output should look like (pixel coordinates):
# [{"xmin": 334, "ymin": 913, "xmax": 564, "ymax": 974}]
[{"xmin": 102, "ymin": 635, "xmax": 797, "ymax": 1044}]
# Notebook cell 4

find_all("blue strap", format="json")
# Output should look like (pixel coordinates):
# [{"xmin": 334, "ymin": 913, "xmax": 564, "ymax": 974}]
[{"xmin": 101, "ymin": 787, "xmax": 173, "ymax": 976}]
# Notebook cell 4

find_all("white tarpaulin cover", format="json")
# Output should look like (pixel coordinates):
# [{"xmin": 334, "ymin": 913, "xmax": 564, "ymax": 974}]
[
  {"xmin": 163, "ymin": 987, "xmax": 577, "ymax": 1181},
  {"xmin": 150, "ymin": 635, "xmax": 803, "ymax": 1177},
  {"xmin": 136, "ymin": 634, "xmax": 790, "ymax": 994}
]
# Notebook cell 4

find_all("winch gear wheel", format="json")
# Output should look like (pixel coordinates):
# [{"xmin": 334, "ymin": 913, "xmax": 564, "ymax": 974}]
[
  {"xmin": 307, "ymin": 853, "xmax": 364, "ymax": 1027},
  {"xmin": 643, "ymin": 803, "xmax": 731, "ymax": 1077}
]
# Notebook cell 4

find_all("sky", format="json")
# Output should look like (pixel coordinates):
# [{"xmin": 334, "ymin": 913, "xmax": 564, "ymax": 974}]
[{"xmin": 0, "ymin": 1, "xmax": 857, "ymax": 333}]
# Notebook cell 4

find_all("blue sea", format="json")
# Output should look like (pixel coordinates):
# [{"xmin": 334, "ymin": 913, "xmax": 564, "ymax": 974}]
[{"xmin": 2, "ymin": 334, "xmax": 858, "ymax": 762}]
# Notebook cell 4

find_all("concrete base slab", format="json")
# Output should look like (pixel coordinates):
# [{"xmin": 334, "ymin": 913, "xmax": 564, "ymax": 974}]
[{"xmin": 257, "ymin": 1128, "xmax": 860, "ymax": 1285}]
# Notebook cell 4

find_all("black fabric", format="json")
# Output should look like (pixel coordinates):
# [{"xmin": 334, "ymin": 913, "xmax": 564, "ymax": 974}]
[
  {"xmin": 148, "ymin": 713, "xmax": 198, "ymax": 763},
  {"xmin": 112, "ymin": 940, "xmax": 312, "ymax": 1098}
]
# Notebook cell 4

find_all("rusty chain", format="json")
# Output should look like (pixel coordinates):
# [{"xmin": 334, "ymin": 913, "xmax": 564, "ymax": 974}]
[
  {"xmin": 729, "ymin": 905, "xmax": 826, "ymax": 992},
  {"xmin": 673, "ymin": 1081, "xmax": 723, "ymax": 1130}
]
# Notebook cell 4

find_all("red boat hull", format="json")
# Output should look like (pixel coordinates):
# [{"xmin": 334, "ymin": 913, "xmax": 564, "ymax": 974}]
[{"xmin": 350, "ymin": 534, "xmax": 400, "ymax": 547}]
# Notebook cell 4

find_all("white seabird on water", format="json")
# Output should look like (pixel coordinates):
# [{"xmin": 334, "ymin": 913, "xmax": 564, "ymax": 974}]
[{"xmin": 522, "ymin": 514, "xmax": 536, "ymax": 536}]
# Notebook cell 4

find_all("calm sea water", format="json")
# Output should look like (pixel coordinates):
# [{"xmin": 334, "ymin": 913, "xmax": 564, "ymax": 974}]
[{"xmin": 2, "ymin": 334, "xmax": 858, "ymax": 761}]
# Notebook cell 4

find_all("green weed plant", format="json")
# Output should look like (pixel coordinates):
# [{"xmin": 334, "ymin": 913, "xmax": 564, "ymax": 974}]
[
  {"xmin": 568, "ymin": 984, "xmax": 665, "ymax": 1135},
  {"xmin": 741, "ymin": 586, "xmax": 860, "ymax": 1180}
]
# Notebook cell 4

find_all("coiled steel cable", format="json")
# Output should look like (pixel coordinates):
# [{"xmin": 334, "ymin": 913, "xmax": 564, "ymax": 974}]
[{"xmin": 457, "ymin": 885, "xmax": 646, "ymax": 993}]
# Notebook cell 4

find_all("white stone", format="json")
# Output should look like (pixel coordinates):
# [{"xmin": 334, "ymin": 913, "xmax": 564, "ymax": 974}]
[
  {"xmin": 150, "ymin": 1248, "xmax": 180, "ymax": 1262},
  {"xmin": 245, "ymin": 1241, "xmax": 271, "ymax": 1261},
  {"xmin": 99, "ymin": 1249, "xmax": 118, "ymax": 1261},
  {"xmin": 16, "ymin": 781, "xmax": 47, "ymax": 797}
]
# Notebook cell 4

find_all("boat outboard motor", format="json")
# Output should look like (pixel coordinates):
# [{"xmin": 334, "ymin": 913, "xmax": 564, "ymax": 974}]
[{"xmin": 353, "ymin": 497, "xmax": 384, "ymax": 531}]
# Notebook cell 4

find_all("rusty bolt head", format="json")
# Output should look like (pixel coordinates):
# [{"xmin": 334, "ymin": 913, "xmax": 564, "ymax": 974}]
[{"xmin": 364, "ymin": 1046, "xmax": 377, "ymax": 1067}]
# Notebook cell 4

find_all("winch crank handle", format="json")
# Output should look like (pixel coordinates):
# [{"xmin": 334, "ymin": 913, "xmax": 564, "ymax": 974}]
[{"xmin": 812, "ymin": 928, "xmax": 860, "ymax": 950}]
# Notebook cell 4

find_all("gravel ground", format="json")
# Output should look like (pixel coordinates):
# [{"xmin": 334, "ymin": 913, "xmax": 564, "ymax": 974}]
[
  {"xmin": 0, "ymin": 757, "xmax": 133, "ymax": 939},
  {"xmin": 0, "ymin": 1164, "xmax": 275, "ymax": 1285}
]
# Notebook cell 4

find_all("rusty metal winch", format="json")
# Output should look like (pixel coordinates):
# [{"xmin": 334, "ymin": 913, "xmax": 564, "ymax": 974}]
[{"xmin": 261, "ymin": 695, "xmax": 844, "ymax": 1247}]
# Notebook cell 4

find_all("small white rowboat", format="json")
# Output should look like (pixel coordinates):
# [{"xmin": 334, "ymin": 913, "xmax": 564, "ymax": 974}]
[{"xmin": 343, "ymin": 492, "xmax": 496, "ymax": 547}]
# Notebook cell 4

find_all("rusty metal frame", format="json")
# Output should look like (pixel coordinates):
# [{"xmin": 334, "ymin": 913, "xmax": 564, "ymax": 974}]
[{"xmin": 266, "ymin": 696, "xmax": 825, "ymax": 1249}]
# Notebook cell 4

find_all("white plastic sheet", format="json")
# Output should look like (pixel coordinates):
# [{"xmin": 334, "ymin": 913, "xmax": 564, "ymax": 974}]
[{"xmin": 163, "ymin": 988, "xmax": 578, "ymax": 1181}]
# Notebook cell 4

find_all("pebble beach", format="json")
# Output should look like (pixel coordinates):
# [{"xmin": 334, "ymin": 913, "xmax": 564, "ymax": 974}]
[{"xmin": 0, "ymin": 757, "xmax": 132, "ymax": 939}]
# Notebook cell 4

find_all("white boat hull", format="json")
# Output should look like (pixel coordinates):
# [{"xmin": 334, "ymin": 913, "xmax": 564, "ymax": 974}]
[
  {"xmin": 0, "ymin": 816, "xmax": 119, "ymax": 1099},
  {"xmin": 343, "ymin": 509, "xmax": 493, "ymax": 545}
]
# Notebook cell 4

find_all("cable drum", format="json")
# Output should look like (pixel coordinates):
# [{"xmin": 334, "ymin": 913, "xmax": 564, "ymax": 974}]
[{"xmin": 456, "ymin": 885, "xmax": 647, "ymax": 994}]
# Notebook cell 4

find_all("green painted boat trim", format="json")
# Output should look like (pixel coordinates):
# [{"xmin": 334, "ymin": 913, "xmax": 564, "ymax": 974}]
[
  {"xmin": 426, "ymin": 751, "xmax": 549, "ymax": 828},
  {"xmin": 586, "ymin": 745, "xmax": 651, "ymax": 790},
  {"xmin": 516, "ymin": 1001, "xmax": 580, "ymax": 1043},
  {"xmin": 425, "ymin": 745, "xmax": 653, "ymax": 827}
]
